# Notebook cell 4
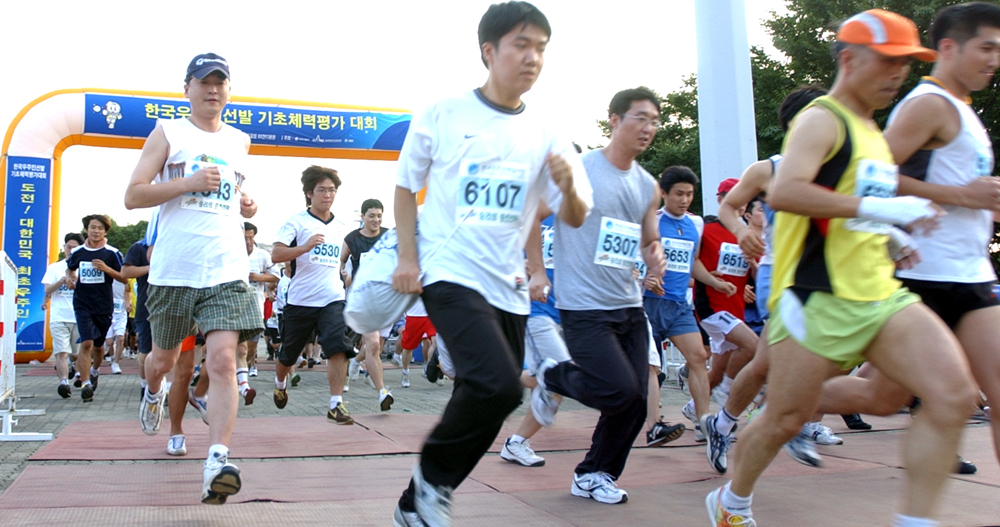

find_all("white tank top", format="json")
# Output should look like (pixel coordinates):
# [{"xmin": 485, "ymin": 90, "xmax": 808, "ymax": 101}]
[
  {"xmin": 148, "ymin": 118, "xmax": 251, "ymax": 288},
  {"xmin": 891, "ymin": 81, "xmax": 996, "ymax": 283}
]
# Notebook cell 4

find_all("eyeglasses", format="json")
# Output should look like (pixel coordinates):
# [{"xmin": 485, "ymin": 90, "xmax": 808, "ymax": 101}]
[
  {"xmin": 623, "ymin": 113, "xmax": 660, "ymax": 129},
  {"xmin": 313, "ymin": 187, "xmax": 338, "ymax": 195}
]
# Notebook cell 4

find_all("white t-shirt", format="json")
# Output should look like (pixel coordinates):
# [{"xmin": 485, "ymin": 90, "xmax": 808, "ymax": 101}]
[
  {"xmin": 248, "ymin": 245, "xmax": 276, "ymax": 307},
  {"xmin": 276, "ymin": 210, "xmax": 351, "ymax": 307},
  {"xmin": 406, "ymin": 298, "xmax": 428, "ymax": 317},
  {"xmin": 396, "ymin": 89, "xmax": 594, "ymax": 315},
  {"xmin": 274, "ymin": 273, "xmax": 290, "ymax": 314},
  {"xmin": 112, "ymin": 280, "xmax": 126, "ymax": 316},
  {"xmin": 148, "ymin": 117, "xmax": 250, "ymax": 288},
  {"xmin": 42, "ymin": 259, "xmax": 75, "ymax": 323}
]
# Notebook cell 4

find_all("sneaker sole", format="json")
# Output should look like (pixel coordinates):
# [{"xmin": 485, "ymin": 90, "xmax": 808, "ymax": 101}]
[
  {"xmin": 380, "ymin": 394, "xmax": 394, "ymax": 412},
  {"xmin": 648, "ymin": 425, "xmax": 686, "ymax": 447},
  {"xmin": 244, "ymin": 390, "xmax": 256, "ymax": 406},
  {"xmin": 167, "ymin": 448, "xmax": 187, "ymax": 456},
  {"xmin": 202, "ymin": 466, "xmax": 242, "ymax": 505},
  {"xmin": 500, "ymin": 450, "xmax": 545, "ymax": 467},
  {"xmin": 705, "ymin": 488, "xmax": 721, "ymax": 527},
  {"xmin": 571, "ymin": 484, "xmax": 628, "ymax": 504},
  {"xmin": 328, "ymin": 417, "xmax": 355, "ymax": 425},
  {"xmin": 273, "ymin": 392, "xmax": 288, "ymax": 410}
]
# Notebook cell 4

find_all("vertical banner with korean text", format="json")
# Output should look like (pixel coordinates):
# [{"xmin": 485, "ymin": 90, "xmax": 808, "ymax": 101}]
[{"xmin": 3, "ymin": 157, "xmax": 51, "ymax": 352}]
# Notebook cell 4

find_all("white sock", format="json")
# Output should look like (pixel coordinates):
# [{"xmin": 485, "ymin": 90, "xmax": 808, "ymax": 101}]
[
  {"xmin": 83, "ymin": 380, "xmax": 92, "ymax": 387},
  {"xmin": 236, "ymin": 369, "xmax": 249, "ymax": 385},
  {"xmin": 511, "ymin": 434, "xmax": 527, "ymax": 444},
  {"xmin": 720, "ymin": 374, "xmax": 733, "ymax": 393},
  {"xmin": 60, "ymin": 378, "xmax": 69, "ymax": 385},
  {"xmin": 892, "ymin": 514, "xmax": 939, "ymax": 527},
  {"xmin": 139, "ymin": 379, "xmax": 148, "ymax": 389},
  {"xmin": 145, "ymin": 385, "xmax": 162, "ymax": 402},
  {"xmin": 90, "ymin": 367, "xmax": 99, "ymax": 376},
  {"xmin": 275, "ymin": 378, "xmax": 286, "ymax": 390},
  {"xmin": 715, "ymin": 409, "xmax": 738, "ymax": 435},
  {"xmin": 720, "ymin": 482, "xmax": 752, "ymax": 512},
  {"xmin": 402, "ymin": 368, "xmax": 410, "ymax": 374},
  {"xmin": 330, "ymin": 395, "xmax": 342, "ymax": 409},
  {"xmin": 394, "ymin": 353, "xmax": 402, "ymax": 361}
]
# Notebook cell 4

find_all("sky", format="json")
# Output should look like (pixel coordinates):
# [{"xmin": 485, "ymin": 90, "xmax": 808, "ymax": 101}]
[{"xmin": 1, "ymin": 0, "xmax": 787, "ymax": 245}]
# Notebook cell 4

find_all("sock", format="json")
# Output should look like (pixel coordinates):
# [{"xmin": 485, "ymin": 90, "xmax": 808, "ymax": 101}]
[
  {"xmin": 511, "ymin": 434, "xmax": 527, "ymax": 444},
  {"xmin": 145, "ymin": 385, "xmax": 163, "ymax": 402},
  {"xmin": 402, "ymin": 368, "xmax": 410, "ymax": 375},
  {"xmin": 60, "ymin": 378, "xmax": 69, "ymax": 385},
  {"xmin": 891, "ymin": 514, "xmax": 939, "ymax": 527},
  {"xmin": 330, "ymin": 395, "xmax": 342, "ymax": 409},
  {"xmin": 275, "ymin": 378, "xmax": 286, "ymax": 390},
  {"xmin": 207, "ymin": 444, "xmax": 229, "ymax": 463},
  {"xmin": 83, "ymin": 380, "xmax": 92, "ymax": 387},
  {"xmin": 90, "ymin": 367, "xmax": 99, "ymax": 376},
  {"xmin": 715, "ymin": 409, "xmax": 738, "ymax": 435},
  {"xmin": 164, "ymin": 381, "xmax": 172, "ymax": 392},
  {"xmin": 139, "ymin": 379, "xmax": 148, "ymax": 389},
  {"xmin": 394, "ymin": 353, "xmax": 402, "ymax": 362},
  {"xmin": 720, "ymin": 374, "xmax": 733, "ymax": 393},
  {"xmin": 720, "ymin": 482, "xmax": 752, "ymax": 513},
  {"xmin": 236, "ymin": 368, "xmax": 249, "ymax": 385}
]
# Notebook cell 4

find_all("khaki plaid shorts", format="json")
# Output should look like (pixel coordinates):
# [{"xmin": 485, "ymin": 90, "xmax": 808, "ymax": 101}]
[{"xmin": 147, "ymin": 280, "xmax": 263, "ymax": 350}]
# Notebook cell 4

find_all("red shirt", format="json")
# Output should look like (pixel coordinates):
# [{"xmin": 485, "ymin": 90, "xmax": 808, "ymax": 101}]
[{"xmin": 695, "ymin": 220, "xmax": 750, "ymax": 321}]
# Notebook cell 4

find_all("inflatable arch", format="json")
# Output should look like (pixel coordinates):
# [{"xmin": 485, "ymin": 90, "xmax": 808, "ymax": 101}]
[{"xmin": 1, "ymin": 88, "xmax": 411, "ymax": 362}]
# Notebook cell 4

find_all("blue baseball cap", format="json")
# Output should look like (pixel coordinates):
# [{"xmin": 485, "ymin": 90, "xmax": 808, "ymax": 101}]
[{"xmin": 186, "ymin": 53, "xmax": 230, "ymax": 80}]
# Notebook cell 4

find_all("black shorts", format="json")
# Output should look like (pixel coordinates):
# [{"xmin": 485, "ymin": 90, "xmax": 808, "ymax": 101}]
[
  {"xmin": 265, "ymin": 326, "xmax": 280, "ymax": 342},
  {"xmin": 126, "ymin": 317, "xmax": 136, "ymax": 336},
  {"xmin": 278, "ymin": 302, "xmax": 354, "ymax": 367},
  {"xmin": 76, "ymin": 311, "xmax": 112, "ymax": 348},
  {"xmin": 136, "ymin": 319, "xmax": 152, "ymax": 354},
  {"xmin": 901, "ymin": 279, "xmax": 1000, "ymax": 329}
]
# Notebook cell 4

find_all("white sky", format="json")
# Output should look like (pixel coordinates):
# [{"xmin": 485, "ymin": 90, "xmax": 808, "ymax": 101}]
[{"xmin": 2, "ymin": 0, "xmax": 786, "ymax": 245}]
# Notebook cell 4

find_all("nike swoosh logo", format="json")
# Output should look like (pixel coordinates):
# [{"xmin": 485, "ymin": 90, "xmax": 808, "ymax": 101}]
[{"xmin": 464, "ymin": 134, "xmax": 477, "ymax": 139}]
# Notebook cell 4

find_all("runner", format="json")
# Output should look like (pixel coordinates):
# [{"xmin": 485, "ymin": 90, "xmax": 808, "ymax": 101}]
[
  {"xmin": 531, "ymin": 86, "xmax": 664, "ymax": 504},
  {"xmin": 396, "ymin": 300, "xmax": 436, "ymax": 389},
  {"xmin": 64, "ymin": 214, "xmax": 126, "ymax": 402},
  {"xmin": 106, "ymin": 278, "xmax": 132, "ymax": 374},
  {"xmin": 41, "ymin": 232, "xmax": 85, "ymax": 398},
  {"xmin": 707, "ymin": 11, "xmax": 976, "ymax": 526},
  {"xmin": 271, "ymin": 166, "xmax": 358, "ymax": 422},
  {"xmin": 239, "ymin": 221, "xmax": 277, "ymax": 393},
  {"xmin": 121, "ymin": 231, "xmax": 152, "ymax": 399},
  {"xmin": 390, "ymin": 3, "xmax": 592, "ymax": 524},
  {"xmin": 125, "ymin": 52, "xmax": 262, "ymax": 504}
]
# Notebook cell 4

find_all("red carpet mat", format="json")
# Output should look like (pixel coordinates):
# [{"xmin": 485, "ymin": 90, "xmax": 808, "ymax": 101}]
[{"xmin": 21, "ymin": 361, "xmax": 141, "ymax": 376}]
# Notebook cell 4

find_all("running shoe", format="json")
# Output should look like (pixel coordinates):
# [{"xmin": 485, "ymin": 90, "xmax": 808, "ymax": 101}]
[
  {"xmin": 348, "ymin": 359, "xmax": 362, "ymax": 380},
  {"xmin": 291, "ymin": 373, "xmax": 301, "ymax": 387},
  {"xmin": 273, "ymin": 387, "xmax": 288, "ymax": 409},
  {"xmin": 68, "ymin": 364, "xmax": 76, "ymax": 382},
  {"xmin": 681, "ymin": 399, "xmax": 705, "ymax": 442},
  {"xmin": 327, "ymin": 402, "xmax": 354, "ymax": 425},
  {"xmin": 307, "ymin": 358, "xmax": 318, "ymax": 369},
  {"xmin": 530, "ymin": 358, "xmax": 560, "ymax": 427},
  {"xmin": 296, "ymin": 356, "xmax": 308, "ymax": 368},
  {"xmin": 81, "ymin": 383, "xmax": 95, "ymax": 403},
  {"xmin": 841, "ymin": 413, "xmax": 871, "ymax": 430},
  {"xmin": 677, "ymin": 364, "xmax": 690, "ymax": 395},
  {"xmin": 111, "ymin": 362, "xmax": 122, "ymax": 375},
  {"xmin": 413, "ymin": 465, "xmax": 453, "ymax": 526},
  {"xmin": 646, "ymin": 420, "xmax": 686, "ymax": 447},
  {"xmin": 393, "ymin": 504, "xmax": 428, "ymax": 527},
  {"xmin": 248, "ymin": 367, "xmax": 258, "ymax": 377},
  {"xmin": 167, "ymin": 434, "xmax": 187, "ymax": 456},
  {"xmin": 201, "ymin": 452, "xmax": 241, "ymax": 505},
  {"xmin": 188, "ymin": 387, "xmax": 209, "ymax": 425},
  {"xmin": 73, "ymin": 372, "xmax": 82, "ymax": 388},
  {"xmin": 139, "ymin": 388, "xmax": 165, "ymax": 435},
  {"xmin": 706, "ymin": 486, "xmax": 756, "ymax": 526},
  {"xmin": 401, "ymin": 371, "xmax": 411, "ymax": 388},
  {"xmin": 702, "ymin": 414, "xmax": 734, "ymax": 474},
  {"xmin": 500, "ymin": 438, "xmax": 545, "ymax": 467},
  {"xmin": 391, "ymin": 354, "xmax": 403, "ymax": 367},
  {"xmin": 91, "ymin": 371, "xmax": 100, "ymax": 391},
  {"xmin": 711, "ymin": 385, "xmax": 730, "ymax": 408},
  {"xmin": 955, "ymin": 455, "xmax": 977, "ymax": 475},
  {"xmin": 783, "ymin": 431, "xmax": 822, "ymax": 467},
  {"xmin": 571, "ymin": 471, "xmax": 628, "ymax": 504},
  {"xmin": 242, "ymin": 387, "xmax": 256, "ymax": 406},
  {"xmin": 424, "ymin": 350, "xmax": 443, "ymax": 384},
  {"xmin": 57, "ymin": 383, "xmax": 71, "ymax": 399},
  {"xmin": 806, "ymin": 422, "xmax": 843, "ymax": 445},
  {"xmin": 379, "ymin": 389, "xmax": 395, "ymax": 411}
]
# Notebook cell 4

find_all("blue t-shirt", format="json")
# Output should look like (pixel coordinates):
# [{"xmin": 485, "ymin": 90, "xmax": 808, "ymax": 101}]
[
  {"xmin": 124, "ymin": 241, "xmax": 150, "ymax": 323},
  {"xmin": 66, "ymin": 243, "xmax": 123, "ymax": 315},
  {"xmin": 529, "ymin": 215, "xmax": 560, "ymax": 324},
  {"xmin": 644, "ymin": 212, "xmax": 700, "ymax": 303}
]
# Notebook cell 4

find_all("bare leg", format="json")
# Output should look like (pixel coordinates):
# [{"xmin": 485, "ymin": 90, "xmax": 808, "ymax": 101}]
[
  {"xmin": 76, "ymin": 340, "xmax": 94, "ymax": 382},
  {"xmin": 669, "ymin": 332, "xmax": 711, "ymax": 418},
  {"xmin": 169, "ymin": 350, "xmax": 196, "ymax": 437},
  {"xmin": 362, "ymin": 332, "xmax": 385, "ymax": 391},
  {"xmin": 204, "ymin": 330, "xmax": 240, "ymax": 446},
  {"xmin": 646, "ymin": 366, "xmax": 662, "ymax": 432},
  {"xmin": 327, "ymin": 353, "xmax": 347, "ymax": 396},
  {"xmin": 953, "ymin": 306, "xmax": 1000, "ymax": 467}
]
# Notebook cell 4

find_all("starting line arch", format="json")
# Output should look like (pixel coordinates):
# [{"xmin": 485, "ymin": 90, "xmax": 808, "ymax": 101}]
[{"xmin": 1, "ymin": 88, "xmax": 411, "ymax": 361}]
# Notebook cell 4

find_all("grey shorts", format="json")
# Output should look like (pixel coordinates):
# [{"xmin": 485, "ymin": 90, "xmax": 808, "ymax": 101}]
[
  {"xmin": 49, "ymin": 321, "xmax": 79, "ymax": 356},
  {"xmin": 147, "ymin": 280, "xmax": 263, "ymax": 350},
  {"xmin": 523, "ymin": 315, "xmax": 571, "ymax": 372}
]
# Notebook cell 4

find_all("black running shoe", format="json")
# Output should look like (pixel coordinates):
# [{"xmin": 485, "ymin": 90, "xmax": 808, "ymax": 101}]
[
  {"xmin": 955, "ymin": 455, "xmax": 977, "ymax": 475},
  {"xmin": 81, "ymin": 384, "xmax": 94, "ymax": 402},
  {"xmin": 842, "ymin": 413, "xmax": 872, "ymax": 430},
  {"xmin": 424, "ymin": 350, "xmax": 442, "ymax": 384},
  {"xmin": 57, "ymin": 383, "xmax": 71, "ymax": 399}
]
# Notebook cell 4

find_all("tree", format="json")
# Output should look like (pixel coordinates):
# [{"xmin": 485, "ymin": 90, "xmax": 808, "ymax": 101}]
[{"xmin": 105, "ymin": 219, "xmax": 147, "ymax": 254}]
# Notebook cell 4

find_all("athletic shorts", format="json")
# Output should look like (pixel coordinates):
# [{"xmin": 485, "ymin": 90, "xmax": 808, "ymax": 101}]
[
  {"xmin": 49, "ymin": 321, "xmax": 79, "ymax": 356},
  {"xmin": 643, "ymin": 297, "xmax": 700, "ymax": 341},
  {"xmin": 181, "ymin": 335, "xmax": 196, "ymax": 352},
  {"xmin": 126, "ymin": 316, "xmax": 135, "ymax": 336},
  {"xmin": 379, "ymin": 326, "xmax": 391, "ymax": 339},
  {"xmin": 756, "ymin": 264, "xmax": 772, "ymax": 320},
  {"xmin": 136, "ymin": 319, "xmax": 152, "ymax": 354},
  {"xmin": 278, "ymin": 301, "xmax": 355, "ymax": 367},
  {"xmin": 265, "ymin": 326, "xmax": 280, "ymax": 342},
  {"xmin": 147, "ymin": 281, "xmax": 263, "ymax": 350},
  {"xmin": 195, "ymin": 331, "xmax": 206, "ymax": 346},
  {"xmin": 75, "ymin": 310, "xmax": 111, "ymax": 348},
  {"xmin": 401, "ymin": 316, "xmax": 437, "ymax": 350},
  {"xmin": 242, "ymin": 330, "xmax": 262, "ymax": 344},
  {"xmin": 523, "ymin": 315, "xmax": 571, "ymax": 373},
  {"xmin": 768, "ymin": 287, "xmax": 919, "ymax": 371},
  {"xmin": 107, "ymin": 311, "xmax": 127, "ymax": 338},
  {"xmin": 699, "ymin": 311, "xmax": 742, "ymax": 355},
  {"xmin": 901, "ymin": 279, "xmax": 1000, "ymax": 330}
]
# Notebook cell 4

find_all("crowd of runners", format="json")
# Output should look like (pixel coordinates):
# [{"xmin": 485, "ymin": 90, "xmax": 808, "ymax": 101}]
[{"xmin": 31, "ymin": 2, "xmax": 1000, "ymax": 526}]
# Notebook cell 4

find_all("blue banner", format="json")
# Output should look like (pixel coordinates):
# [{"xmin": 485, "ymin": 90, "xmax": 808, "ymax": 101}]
[
  {"xmin": 84, "ymin": 94, "xmax": 410, "ymax": 151},
  {"xmin": 3, "ymin": 157, "xmax": 51, "ymax": 352}
]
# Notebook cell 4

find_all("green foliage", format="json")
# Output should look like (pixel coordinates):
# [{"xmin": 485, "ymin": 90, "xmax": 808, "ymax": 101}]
[{"xmin": 104, "ymin": 218, "xmax": 147, "ymax": 254}]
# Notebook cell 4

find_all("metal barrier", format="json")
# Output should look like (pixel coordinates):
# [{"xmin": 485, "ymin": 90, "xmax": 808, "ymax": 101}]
[{"xmin": 0, "ymin": 251, "xmax": 51, "ymax": 441}]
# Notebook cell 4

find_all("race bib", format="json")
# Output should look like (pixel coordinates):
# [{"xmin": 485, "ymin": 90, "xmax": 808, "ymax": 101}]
[
  {"xmin": 976, "ymin": 147, "xmax": 994, "ymax": 177},
  {"xmin": 58, "ymin": 284, "xmax": 73, "ymax": 297},
  {"xmin": 634, "ymin": 260, "xmax": 647, "ymax": 282},
  {"xmin": 662, "ymin": 238, "xmax": 694, "ymax": 274},
  {"xmin": 113, "ymin": 300, "xmax": 124, "ymax": 314},
  {"xmin": 846, "ymin": 159, "xmax": 898, "ymax": 233},
  {"xmin": 717, "ymin": 242, "xmax": 749, "ymax": 277},
  {"xmin": 79, "ymin": 261, "xmax": 104, "ymax": 284},
  {"xmin": 541, "ymin": 225, "xmax": 555, "ymax": 270},
  {"xmin": 309, "ymin": 243, "xmax": 341, "ymax": 267},
  {"xmin": 180, "ymin": 157, "xmax": 243, "ymax": 215},
  {"xmin": 594, "ymin": 217, "xmax": 641, "ymax": 270},
  {"xmin": 457, "ymin": 160, "xmax": 528, "ymax": 226}
]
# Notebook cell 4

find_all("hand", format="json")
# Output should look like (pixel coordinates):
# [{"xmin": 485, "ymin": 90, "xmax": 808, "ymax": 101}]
[
  {"xmin": 306, "ymin": 233, "xmax": 326, "ymax": 250},
  {"xmin": 744, "ymin": 284, "xmax": 756, "ymax": 304},
  {"xmin": 546, "ymin": 152, "xmax": 574, "ymax": 194},
  {"xmin": 392, "ymin": 256, "xmax": 422, "ymax": 294},
  {"xmin": 342, "ymin": 270, "xmax": 353, "ymax": 289},
  {"xmin": 239, "ymin": 191, "xmax": 256, "ymax": 217},
  {"xmin": 92, "ymin": 260, "xmax": 110, "ymax": 272},
  {"xmin": 714, "ymin": 279, "xmax": 737, "ymax": 297},
  {"xmin": 125, "ymin": 301, "xmax": 133, "ymax": 314},
  {"xmin": 187, "ymin": 166, "xmax": 222, "ymax": 193},
  {"xmin": 643, "ymin": 242, "xmax": 666, "ymax": 280},
  {"xmin": 529, "ymin": 270, "xmax": 551, "ymax": 302},
  {"xmin": 895, "ymin": 249, "xmax": 922, "ymax": 271},
  {"xmin": 643, "ymin": 274, "xmax": 665, "ymax": 297},
  {"xmin": 960, "ymin": 177, "xmax": 1000, "ymax": 212},
  {"xmin": 906, "ymin": 203, "xmax": 946, "ymax": 236},
  {"xmin": 737, "ymin": 228, "xmax": 766, "ymax": 261},
  {"xmin": 65, "ymin": 275, "xmax": 76, "ymax": 290}
]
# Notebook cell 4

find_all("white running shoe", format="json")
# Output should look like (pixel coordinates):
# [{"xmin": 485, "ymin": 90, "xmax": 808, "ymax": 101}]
[
  {"xmin": 392, "ymin": 354, "xmax": 403, "ymax": 367},
  {"xmin": 401, "ymin": 371, "xmax": 411, "ymax": 388},
  {"xmin": 202, "ymin": 451, "xmax": 241, "ymax": 505},
  {"xmin": 188, "ymin": 387, "xmax": 209, "ymax": 425},
  {"xmin": 681, "ymin": 399, "xmax": 705, "ymax": 442},
  {"xmin": 139, "ymin": 388, "xmax": 165, "ymax": 436},
  {"xmin": 571, "ymin": 471, "xmax": 628, "ymax": 504},
  {"xmin": 348, "ymin": 359, "xmax": 362, "ymax": 380},
  {"xmin": 111, "ymin": 362, "xmax": 122, "ymax": 375},
  {"xmin": 530, "ymin": 358, "xmax": 560, "ymax": 427},
  {"xmin": 167, "ymin": 434, "xmax": 187, "ymax": 456},
  {"xmin": 711, "ymin": 385, "xmax": 730, "ymax": 408},
  {"xmin": 500, "ymin": 438, "xmax": 545, "ymax": 467},
  {"xmin": 783, "ymin": 431, "xmax": 822, "ymax": 467},
  {"xmin": 248, "ymin": 367, "xmax": 258, "ymax": 378},
  {"xmin": 806, "ymin": 422, "xmax": 843, "ymax": 446},
  {"xmin": 412, "ymin": 465, "xmax": 453, "ymax": 527}
]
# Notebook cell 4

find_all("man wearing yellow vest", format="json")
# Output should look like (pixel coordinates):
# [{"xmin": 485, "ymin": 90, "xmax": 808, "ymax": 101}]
[{"xmin": 707, "ymin": 9, "xmax": 978, "ymax": 527}]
